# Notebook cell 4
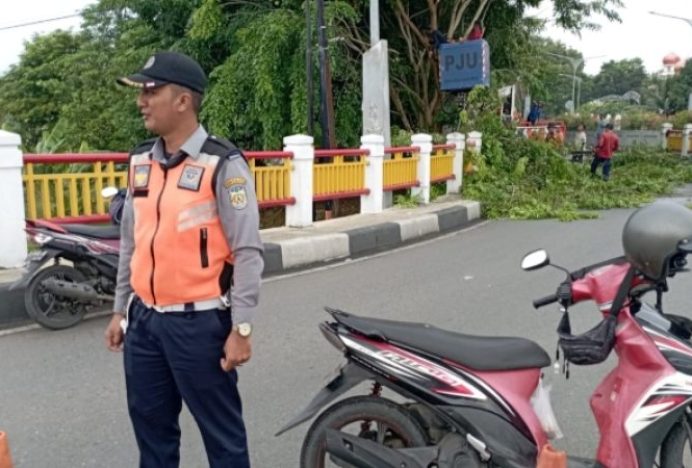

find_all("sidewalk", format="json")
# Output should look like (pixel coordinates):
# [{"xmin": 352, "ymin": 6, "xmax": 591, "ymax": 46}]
[{"xmin": 0, "ymin": 196, "xmax": 481, "ymax": 328}]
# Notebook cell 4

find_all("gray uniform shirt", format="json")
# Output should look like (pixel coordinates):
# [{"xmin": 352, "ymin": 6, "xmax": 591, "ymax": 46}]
[{"xmin": 113, "ymin": 125, "xmax": 264, "ymax": 325}]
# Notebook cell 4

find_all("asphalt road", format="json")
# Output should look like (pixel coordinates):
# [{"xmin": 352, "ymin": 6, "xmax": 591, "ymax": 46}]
[{"xmin": 3, "ymin": 207, "xmax": 692, "ymax": 467}]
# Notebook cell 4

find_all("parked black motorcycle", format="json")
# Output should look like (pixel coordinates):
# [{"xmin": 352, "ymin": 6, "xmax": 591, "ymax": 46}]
[{"xmin": 11, "ymin": 188, "xmax": 125, "ymax": 329}]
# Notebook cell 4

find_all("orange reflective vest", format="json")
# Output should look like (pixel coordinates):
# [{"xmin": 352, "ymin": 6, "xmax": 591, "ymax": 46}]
[{"xmin": 128, "ymin": 141, "xmax": 233, "ymax": 306}]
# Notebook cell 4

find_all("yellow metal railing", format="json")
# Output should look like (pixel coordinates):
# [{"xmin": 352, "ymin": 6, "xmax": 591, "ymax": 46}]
[
  {"xmin": 247, "ymin": 153, "xmax": 294, "ymax": 207},
  {"xmin": 383, "ymin": 147, "xmax": 419, "ymax": 191},
  {"xmin": 23, "ymin": 151, "xmax": 295, "ymax": 222},
  {"xmin": 313, "ymin": 150, "xmax": 369, "ymax": 201},
  {"xmin": 23, "ymin": 155, "xmax": 129, "ymax": 221},
  {"xmin": 666, "ymin": 132, "xmax": 691, "ymax": 153},
  {"xmin": 430, "ymin": 145, "xmax": 455, "ymax": 183}
]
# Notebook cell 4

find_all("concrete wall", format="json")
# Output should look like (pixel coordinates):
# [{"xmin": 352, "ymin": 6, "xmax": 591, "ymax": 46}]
[{"xmin": 565, "ymin": 129, "xmax": 662, "ymax": 149}]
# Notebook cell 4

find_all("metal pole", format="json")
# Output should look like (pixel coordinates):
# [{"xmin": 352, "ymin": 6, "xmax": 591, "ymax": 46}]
[
  {"xmin": 370, "ymin": 0, "xmax": 380, "ymax": 46},
  {"xmin": 649, "ymin": 11, "xmax": 692, "ymax": 28},
  {"xmin": 305, "ymin": 0, "xmax": 313, "ymax": 134},
  {"xmin": 316, "ymin": 0, "xmax": 336, "ymax": 148},
  {"xmin": 571, "ymin": 69, "xmax": 577, "ymax": 113}
]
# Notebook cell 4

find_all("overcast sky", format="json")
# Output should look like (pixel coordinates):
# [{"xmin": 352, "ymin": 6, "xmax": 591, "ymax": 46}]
[
  {"xmin": 531, "ymin": 0, "xmax": 692, "ymax": 75},
  {"xmin": 0, "ymin": 0, "xmax": 691, "ymax": 76}
]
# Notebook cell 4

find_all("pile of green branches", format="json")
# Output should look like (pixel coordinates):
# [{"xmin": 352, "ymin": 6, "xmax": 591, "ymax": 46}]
[{"xmin": 459, "ymin": 87, "xmax": 692, "ymax": 221}]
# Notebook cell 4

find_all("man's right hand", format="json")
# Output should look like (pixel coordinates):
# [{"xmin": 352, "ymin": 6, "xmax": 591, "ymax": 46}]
[{"xmin": 105, "ymin": 313, "xmax": 125, "ymax": 352}]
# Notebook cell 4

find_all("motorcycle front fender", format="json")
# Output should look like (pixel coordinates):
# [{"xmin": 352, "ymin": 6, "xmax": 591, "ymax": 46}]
[
  {"xmin": 8, "ymin": 249, "xmax": 61, "ymax": 290},
  {"xmin": 274, "ymin": 362, "xmax": 371, "ymax": 437}
]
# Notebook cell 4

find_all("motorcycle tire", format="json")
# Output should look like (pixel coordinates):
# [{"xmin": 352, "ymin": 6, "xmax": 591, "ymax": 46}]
[
  {"xmin": 659, "ymin": 415, "xmax": 692, "ymax": 467},
  {"xmin": 300, "ymin": 395, "xmax": 428, "ymax": 468},
  {"xmin": 24, "ymin": 265, "xmax": 89, "ymax": 330}
]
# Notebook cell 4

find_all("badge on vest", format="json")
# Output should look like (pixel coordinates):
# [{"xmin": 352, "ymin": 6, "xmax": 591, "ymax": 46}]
[
  {"xmin": 228, "ymin": 184, "xmax": 248, "ymax": 210},
  {"xmin": 178, "ymin": 164, "xmax": 205, "ymax": 191},
  {"xmin": 133, "ymin": 165, "xmax": 151, "ymax": 190}
]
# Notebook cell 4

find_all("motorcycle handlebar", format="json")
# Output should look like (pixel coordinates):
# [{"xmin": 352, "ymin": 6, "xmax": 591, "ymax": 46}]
[{"xmin": 533, "ymin": 294, "xmax": 559, "ymax": 309}]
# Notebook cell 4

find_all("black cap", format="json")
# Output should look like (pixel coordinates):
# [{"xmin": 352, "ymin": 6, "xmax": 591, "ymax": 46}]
[{"xmin": 117, "ymin": 52, "xmax": 207, "ymax": 94}]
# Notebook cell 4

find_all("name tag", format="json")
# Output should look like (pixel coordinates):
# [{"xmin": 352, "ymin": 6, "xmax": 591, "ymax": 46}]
[
  {"xmin": 178, "ymin": 164, "xmax": 205, "ymax": 191},
  {"xmin": 133, "ymin": 165, "xmax": 151, "ymax": 190}
]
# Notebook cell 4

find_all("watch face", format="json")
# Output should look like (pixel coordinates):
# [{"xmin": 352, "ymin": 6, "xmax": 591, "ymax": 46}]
[{"xmin": 237, "ymin": 323, "xmax": 252, "ymax": 337}]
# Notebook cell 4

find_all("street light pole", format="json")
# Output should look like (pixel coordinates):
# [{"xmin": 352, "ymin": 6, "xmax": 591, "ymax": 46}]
[
  {"xmin": 316, "ymin": 0, "xmax": 335, "ymax": 148},
  {"xmin": 546, "ymin": 52, "xmax": 582, "ymax": 113},
  {"xmin": 558, "ymin": 73, "xmax": 583, "ymax": 111},
  {"xmin": 546, "ymin": 52, "xmax": 605, "ymax": 113},
  {"xmin": 370, "ymin": 0, "xmax": 379, "ymax": 45},
  {"xmin": 305, "ymin": 0, "xmax": 313, "ymax": 135},
  {"xmin": 649, "ymin": 11, "xmax": 692, "ymax": 28}
]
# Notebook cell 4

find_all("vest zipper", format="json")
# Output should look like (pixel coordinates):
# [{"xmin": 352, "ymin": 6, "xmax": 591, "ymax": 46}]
[
  {"xmin": 200, "ymin": 227, "xmax": 209, "ymax": 268},
  {"xmin": 150, "ymin": 169, "xmax": 168, "ymax": 303}
]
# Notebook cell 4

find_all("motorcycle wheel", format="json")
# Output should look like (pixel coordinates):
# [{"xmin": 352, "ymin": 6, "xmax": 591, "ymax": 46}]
[
  {"xmin": 24, "ymin": 265, "xmax": 89, "ymax": 330},
  {"xmin": 659, "ymin": 415, "xmax": 692, "ymax": 467},
  {"xmin": 300, "ymin": 395, "xmax": 428, "ymax": 468}
]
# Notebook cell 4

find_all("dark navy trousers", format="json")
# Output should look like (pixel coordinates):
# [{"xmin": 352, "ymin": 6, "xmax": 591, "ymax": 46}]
[
  {"xmin": 591, "ymin": 156, "xmax": 612, "ymax": 181},
  {"xmin": 124, "ymin": 298, "xmax": 250, "ymax": 468}
]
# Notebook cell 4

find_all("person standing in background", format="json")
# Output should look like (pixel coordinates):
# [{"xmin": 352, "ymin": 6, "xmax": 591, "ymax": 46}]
[{"xmin": 591, "ymin": 123, "xmax": 620, "ymax": 181}]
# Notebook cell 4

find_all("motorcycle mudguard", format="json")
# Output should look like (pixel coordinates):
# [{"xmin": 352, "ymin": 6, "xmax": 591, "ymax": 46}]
[
  {"xmin": 275, "ymin": 362, "xmax": 370, "ymax": 436},
  {"xmin": 324, "ymin": 429, "xmax": 427, "ymax": 468},
  {"xmin": 325, "ymin": 430, "xmax": 483, "ymax": 468},
  {"xmin": 8, "ymin": 249, "xmax": 61, "ymax": 290}
]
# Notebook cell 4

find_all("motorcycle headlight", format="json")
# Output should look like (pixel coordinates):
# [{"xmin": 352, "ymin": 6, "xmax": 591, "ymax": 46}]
[{"xmin": 32, "ymin": 233, "xmax": 53, "ymax": 245}]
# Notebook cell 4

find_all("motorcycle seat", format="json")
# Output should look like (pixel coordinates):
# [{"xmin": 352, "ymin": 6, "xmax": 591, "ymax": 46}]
[
  {"xmin": 330, "ymin": 309, "xmax": 551, "ymax": 371},
  {"xmin": 62, "ymin": 224, "xmax": 120, "ymax": 240}
]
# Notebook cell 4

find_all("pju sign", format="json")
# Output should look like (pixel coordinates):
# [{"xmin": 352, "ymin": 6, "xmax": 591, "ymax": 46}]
[{"xmin": 439, "ymin": 40, "xmax": 490, "ymax": 91}]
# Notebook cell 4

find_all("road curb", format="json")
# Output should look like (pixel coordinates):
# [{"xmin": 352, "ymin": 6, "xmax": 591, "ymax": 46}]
[
  {"xmin": 0, "ymin": 200, "xmax": 482, "ymax": 330},
  {"xmin": 262, "ymin": 201, "xmax": 481, "ymax": 275}
]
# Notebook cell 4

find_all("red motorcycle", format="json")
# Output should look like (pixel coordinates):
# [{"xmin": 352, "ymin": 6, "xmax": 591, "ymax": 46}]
[
  {"xmin": 10, "ymin": 188, "xmax": 124, "ymax": 329},
  {"xmin": 278, "ymin": 201, "xmax": 692, "ymax": 467}
]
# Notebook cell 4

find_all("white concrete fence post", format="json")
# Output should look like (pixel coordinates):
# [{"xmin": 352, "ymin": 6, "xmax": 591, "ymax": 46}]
[
  {"xmin": 446, "ymin": 132, "xmax": 465, "ymax": 194},
  {"xmin": 411, "ymin": 133, "xmax": 433, "ymax": 204},
  {"xmin": 662, "ymin": 123, "xmax": 673, "ymax": 151},
  {"xmin": 467, "ymin": 131, "xmax": 483, "ymax": 156},
  {"xmin": 360, "ymin": 134, "xmax": 385, "ymax": 214},
  {"xmin": 283, "ymin": 134, "xmax": 314, "ymax": 227},
  {"xmin": 682, "ymin": 124, "xmax": 692, "ymax": 157},
  {"xmin": 0, "ymin": 130, "xmax": 28, "ymax": 268}
]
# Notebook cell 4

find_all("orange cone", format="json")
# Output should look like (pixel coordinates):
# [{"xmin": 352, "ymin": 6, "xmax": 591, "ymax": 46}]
[
  {"xmin": 536, "ymin": 443, "xmax": 567, "ymax": 468},
  {"xmin": 0, "ymin": 431, "xmax": 14, "ymax": 468}
]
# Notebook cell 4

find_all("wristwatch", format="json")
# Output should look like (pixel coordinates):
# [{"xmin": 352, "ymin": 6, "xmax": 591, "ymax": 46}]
[{"xmin": 234, "ymin": 323, "xmax": 252, "ymax": 337}]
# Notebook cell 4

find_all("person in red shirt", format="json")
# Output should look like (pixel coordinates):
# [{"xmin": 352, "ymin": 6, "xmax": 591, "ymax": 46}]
[
  {"xmin": 591, "ymin": 123, "xmax": 619, "ymax": 181},
  {"xmin": 468, "ymin": 22, "xmax": 485, "ymax": 40}
]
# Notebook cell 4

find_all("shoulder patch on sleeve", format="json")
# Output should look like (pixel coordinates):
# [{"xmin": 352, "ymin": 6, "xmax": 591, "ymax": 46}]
[
  {"xmin": 227, "ymin": 183, "xmax": 248, "ymax": 210},
  {"xmin": 223, "ymin": 177, "xmax": 246, "ymax": 188}
]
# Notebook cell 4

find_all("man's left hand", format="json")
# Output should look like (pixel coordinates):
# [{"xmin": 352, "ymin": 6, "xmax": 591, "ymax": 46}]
[{"xmin": 220, "ymin": 329, "xmax": 252, "ymax": 371}]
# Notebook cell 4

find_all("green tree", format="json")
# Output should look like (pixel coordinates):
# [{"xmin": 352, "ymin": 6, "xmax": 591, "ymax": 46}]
[
  {"xmin": 0, "ymin": 0, "xmax": 624, "ymax": 152},
  {"xmin": 668, "ymin": 60, "xmax": 692, "ymax": 113},
  {"xmin": 585, "ymin": 58, "xmax": 647, "ymax": 103},
  {"xmin": 0, "ymin": 31, "xmax": 85, "ymax": 149}
]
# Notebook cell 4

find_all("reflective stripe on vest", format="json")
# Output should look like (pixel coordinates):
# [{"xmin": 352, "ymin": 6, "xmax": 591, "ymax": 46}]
[{"xmin": 128, "ymin": 150, "xmax": 232, "ymax": 306}]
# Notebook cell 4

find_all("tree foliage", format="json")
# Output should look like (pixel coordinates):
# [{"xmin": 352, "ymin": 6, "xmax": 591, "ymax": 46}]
[{"xmin": 0, "ymin": 0, "xmax": 623, "ymax": 152}]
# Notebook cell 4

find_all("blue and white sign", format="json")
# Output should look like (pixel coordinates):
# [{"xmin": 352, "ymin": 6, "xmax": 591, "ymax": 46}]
[{"xmin": 439, "ymin": 40, "xmax": 490, "ymax": 91}]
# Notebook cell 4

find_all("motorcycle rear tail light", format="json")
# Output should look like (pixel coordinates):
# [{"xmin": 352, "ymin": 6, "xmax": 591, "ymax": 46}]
[{"xmin": 32, "ymin": 233, "xmax": 53, "ymax": 245}]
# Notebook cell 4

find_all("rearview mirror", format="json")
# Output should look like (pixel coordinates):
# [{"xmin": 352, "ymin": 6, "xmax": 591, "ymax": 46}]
[
  {"xmin": 101, "ymin": 186, "xmax": 119, "ymax": 199},
  {"xmin": 521, "ymin": 250, "xmax": 549, "ymax": 271}
]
